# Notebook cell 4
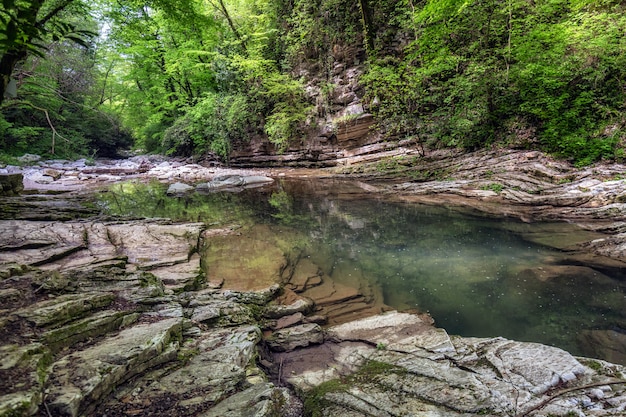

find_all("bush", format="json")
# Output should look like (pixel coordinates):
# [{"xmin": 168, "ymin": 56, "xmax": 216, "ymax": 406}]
[
  {"xmin": 361, "ymin": 0, "xmax": 626, "ymax": 164},
  {"xmin": 162, "ymin": 93, "xmax": 255, "ymax": 159}
]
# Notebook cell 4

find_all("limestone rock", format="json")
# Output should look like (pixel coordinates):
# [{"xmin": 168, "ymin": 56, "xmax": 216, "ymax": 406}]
[
  {"xmin": 264, "ymin": 293, "xmax": 314, "ymax": 319},
  {"xmin": 0, "ymin": 173, "xmax": 23, "ymax": 195},
  {"xmin": 266, "ymin": 323, "xmax": 324, "ymax": 352},
  {"xmin": 41, "ymin": 310, "xmax": 140, "ymax": 353},
  {"xmin": 166, "ymin": 181, "xmax": 195, "ymax": 195},
  {"xmin": 288, "ymin": 312, "xmax": 626, "ymax": 417},
  {"xmin": 14, "ymin": 292, "xmax": 115, "ymax": 327},
  {"xmin": 190, "ymin": 297, "xmax": 257, "ymax": 327},
  {"xmin": 151, "ymin": 252, "xmax": 203, "ymax": 292},
  {"xmin": 97, "ymin": 325, "xmax": 263, "ymax": 416},
  {"xmin": 197, "ymin": 175, "xmax": 274, "ymax": 192},
  {"xmin": 45, "ymin": 317, "xmax": 182, "ymax": 417},
  {"xmin": 274, "ymin": 312, "xmax": 305, "ymax": 330},
  {"xmin": 199, "ymin": 382, "xmax": 302, "ymax": 417},
  {"xmin": 0, "ymin": 343, "xmax": 50, "ymax": 417},
  {"xmin": 17, "ymin": 154, "xmax": 41, "ymax": 164},
  {"xmin": 327, "ymin": 311, "xmax": 453, "ymax": 354}
]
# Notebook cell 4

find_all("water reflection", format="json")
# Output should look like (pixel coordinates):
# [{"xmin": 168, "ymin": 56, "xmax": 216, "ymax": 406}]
[{"xmin": 98, "ymin": 179, "xmax": 626, "ymax": 364}]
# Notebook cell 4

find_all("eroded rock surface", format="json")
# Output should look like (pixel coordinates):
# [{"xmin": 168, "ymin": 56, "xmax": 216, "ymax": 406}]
[
  {"xmin": 2, "ymin": 150, "xmax": 626, "ymax": 416},
  {"xmin": 276, "ymin": 311, "xmax": 626, "ymax": 417},
  {"xmin": 0, "ymin": 219, "xmax": 299, "ymax": 417}
]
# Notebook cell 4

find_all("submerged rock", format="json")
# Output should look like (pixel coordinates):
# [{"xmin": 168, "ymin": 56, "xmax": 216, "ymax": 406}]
[{"xmin": 197, "ymin": 174, "xmax": 274, "ymax": 192}]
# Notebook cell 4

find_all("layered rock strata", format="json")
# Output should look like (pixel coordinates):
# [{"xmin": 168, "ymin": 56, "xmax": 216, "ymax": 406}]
[{"xmin": 1, "ymin": 217, "xmax": 624, "ymax": 417}]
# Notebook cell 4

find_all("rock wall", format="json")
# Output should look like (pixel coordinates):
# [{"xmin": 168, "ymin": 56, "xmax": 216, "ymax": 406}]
[{"xmin": 228, "ymin": 51, "xmax": 404, "ymax": 167}]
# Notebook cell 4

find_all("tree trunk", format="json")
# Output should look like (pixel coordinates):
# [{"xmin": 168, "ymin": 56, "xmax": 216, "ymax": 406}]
[
  {"xmin": 0, "ymin": 50, "xmax": 27, "ymax": 106},
  {"xmin": 358, "ymin": 0, "xmax": 375, "ymax": 54},
  {"xmin": 0, "ymin": 0, "xmax": 76, "ymax": 106}
]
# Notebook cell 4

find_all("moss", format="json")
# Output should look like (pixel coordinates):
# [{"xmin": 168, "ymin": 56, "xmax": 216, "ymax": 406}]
[
  {"xmin": 351, "ymin": 360, "xmax": 406, "ymax": 383},
  {"xmin": 138, "ymin": 272, "xmax": 165, "ymax": 296},
  {"xmin": 303, "ymin": 360, "xmax": 406, "ymax": 416},
  {"xmin": 35, "ymin": 349, "xmax": 53, "ymax": 386},
  {"xmin": 177, "ymin": 347, "xmax": 200, "ymax": 365},
  {"xmin": 303, "ymin": 379, "xmax": 348, "ymax": 417},
  {"xmin": 480, "ymin": 183, "xmax": 504, "ymax": 194}
]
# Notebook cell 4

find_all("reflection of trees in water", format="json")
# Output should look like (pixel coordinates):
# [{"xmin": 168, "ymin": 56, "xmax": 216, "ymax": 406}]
[
  {"xmin": 97, "ymin": 181, "xmax": 256, "ymax": 224},
  {"xmin": 301, "ymin": 194, "xmax": 624, "ymax": 358},
  {"xmin": 97, "ymin": 179, "xmax": 625, "ymax": 361}
]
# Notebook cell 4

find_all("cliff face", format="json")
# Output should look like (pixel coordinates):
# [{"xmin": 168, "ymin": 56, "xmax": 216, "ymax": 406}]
[{"xmin": 230, "ymin": 49, "xmax": 380, "ymax": 167}]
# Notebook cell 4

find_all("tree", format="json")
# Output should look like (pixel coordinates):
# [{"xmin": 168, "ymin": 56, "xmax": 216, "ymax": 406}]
[
  {"xmin": 0, "ymin": 0, "xmax": 94, "ymax": 105},
  {"xmin": 1, "ymin": 1, "xmax": 133, "ymax": 158}
]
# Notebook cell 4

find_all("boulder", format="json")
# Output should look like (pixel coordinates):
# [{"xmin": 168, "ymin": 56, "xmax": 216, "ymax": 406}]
[
  {"xmin": 197, "ymin": 175, "xmax": 274, "ymax": 192},
  {"xmin": 166, "ymin": 182, "xmax": 195, "ymax": 195},
  {"xmin": 17, "ymin": 154, "xmax": 41, "ymax": 164},
  {"xmin": 266, "ymin": 323, "xmax": 324, "ymax": 352},
  {"xmin": 0, "ymin": 173, "xmax": 23, "ymax": 195}
]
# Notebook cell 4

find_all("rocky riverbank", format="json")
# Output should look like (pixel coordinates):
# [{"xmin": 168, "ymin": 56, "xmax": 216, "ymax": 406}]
[{"xmin": 1, "ymin": 149, "xmax": 625, "ymax": 416}]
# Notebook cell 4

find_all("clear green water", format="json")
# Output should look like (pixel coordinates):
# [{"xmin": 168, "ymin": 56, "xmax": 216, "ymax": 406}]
[{"xmin": 98, "ymin": 179, "xmax": 626, "ymax": 363}]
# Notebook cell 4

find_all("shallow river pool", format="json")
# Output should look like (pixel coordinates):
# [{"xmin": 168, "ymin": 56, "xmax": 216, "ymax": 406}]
[{"xmin": 98, "ymin": 178, "xmax": 626, "ymax": 364}]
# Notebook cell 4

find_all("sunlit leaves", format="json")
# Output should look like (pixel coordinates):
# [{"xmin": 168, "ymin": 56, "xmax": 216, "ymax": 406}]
[{"xmin": 362, "ymin": 0, "xmax": 626, "ymax": 164}]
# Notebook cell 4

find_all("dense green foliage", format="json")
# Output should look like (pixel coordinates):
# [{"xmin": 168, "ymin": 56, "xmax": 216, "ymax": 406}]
[
  {"xmin": 0, "ymin": 0, "xmax": 131, "ymax": 158},
  {"xmin": 2, "ymin": 0, "xmax": 625, "ymax": 164},
  {"xmin": 102, "ymin": 0, "xmax": 312, "ymax": 158},
  {"xmin": 364, "ymin": 0, "xmax": 626, "ymax": 164}
]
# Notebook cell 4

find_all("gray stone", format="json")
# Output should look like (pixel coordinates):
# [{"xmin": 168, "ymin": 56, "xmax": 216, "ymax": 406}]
[
  {"xmin": 265, "ymin": 296, "xmax": 314, "ymax": 319},
  {"xmin": 0, "ymin": 172, "xmax": 23, "ymax": 195},
  {"xmin": 15, "ymin": 292, "xmax": 116, "ymax": 327},
  {"xmin": 98, "ymin": 325, "xmax": 264, "ymax": 416},
  {"xmin": 166, "ymin": 182, "xmax": 194, "ymax": 195},
  {"xmin": 267, "ymin": 323, "xmax": 324, "ymax": 352},
  {"xmin": 46, "ymin": 317, "xmax": 182, "ymax": 417},
  {"xmin": 286, "ymin": 311, "xmax": 626, "ymax": 417},
  {"xmin": 17, "ymin": 154, "xmax": 41, "ymax": 164},
  {"xmin": 200, "ymin": 383, "xmax": 301, "ymax": 417},
  {"xmin": 274, "ymin": 312, "xmax": 305, "ymax": 330},
  {"xmin": 197, "ymin": 175, "xmax": 274, "ymax": 192}
]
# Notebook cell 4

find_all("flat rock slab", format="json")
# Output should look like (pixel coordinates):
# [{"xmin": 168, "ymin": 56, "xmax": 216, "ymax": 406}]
[
  {"xmin": 14, "ymin": 292, "xmax": 115, "ymax": 327},
  {"xmin": 46, "ymin": 317, "xmax": 182, "ymax": 417},
  {"xmin": 197, "ymin": 175, "xmax": 274, "ymax": 192},
  {"xmin": 327, "ymin": 311, "xmax": 452, "ymax": 353},
  {"xmin": 151, "ymin": 252, "xmax": 203, "ymax": 292},
  {"xmin": 267, "ymin": 323, "xmax": 324, "ymax": 352},
  {"xmin": 288, "ymin": 311, "xmax": 626, "ymax": 417},
  {"xmin": 96, "ymin": 325, "xmax": 265, "ymax": 416},
  {"xmin": 0, "ymin": 220, "xmax": 204, "ymax": 274},
  {"xmin": 199, "ymin": 382, "xmax": 302, "ymax": 417}
]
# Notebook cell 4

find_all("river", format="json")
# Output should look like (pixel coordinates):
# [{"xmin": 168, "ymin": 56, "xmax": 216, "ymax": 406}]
[{"xmin": 96, "ymin": 177, "xmax": 626, "ymax": 364}]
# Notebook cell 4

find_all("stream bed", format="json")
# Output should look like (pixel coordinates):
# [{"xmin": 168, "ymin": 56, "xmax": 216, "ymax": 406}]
[{"xmin": 97, "ymin": 178, "xmax": 626, "ymax": 363}]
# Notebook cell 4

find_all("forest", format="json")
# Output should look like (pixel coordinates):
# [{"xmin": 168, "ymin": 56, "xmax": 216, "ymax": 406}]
[{"xmin": 1, "ymin": 0, "xmax": 625, "ymax": 166}]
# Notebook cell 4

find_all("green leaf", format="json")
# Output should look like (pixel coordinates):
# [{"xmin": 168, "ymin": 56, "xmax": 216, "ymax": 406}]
[{"xmin": 2, "ymin": 0, "xmax": 15, "ymax": 11}]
